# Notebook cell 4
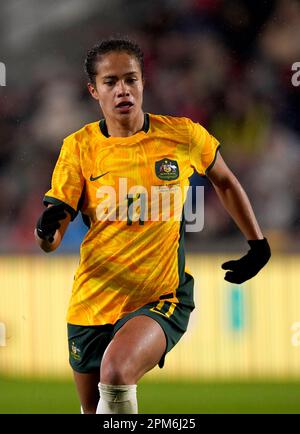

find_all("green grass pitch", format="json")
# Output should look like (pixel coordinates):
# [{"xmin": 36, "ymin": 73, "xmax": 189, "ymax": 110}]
[{"xmin": 0, "ymin": 377, "xmax": 300, "ymax": 414}]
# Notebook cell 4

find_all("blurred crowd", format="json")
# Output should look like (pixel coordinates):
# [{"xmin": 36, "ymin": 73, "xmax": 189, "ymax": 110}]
[{"xmin": 0, "ymin": 0, "xmax": 300, "ymax": 253}]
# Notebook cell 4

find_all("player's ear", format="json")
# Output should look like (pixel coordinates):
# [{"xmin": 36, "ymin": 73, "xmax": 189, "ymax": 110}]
[{"xmin": 87, "ymin": 82, "xmax": 99, "ymax": 101}]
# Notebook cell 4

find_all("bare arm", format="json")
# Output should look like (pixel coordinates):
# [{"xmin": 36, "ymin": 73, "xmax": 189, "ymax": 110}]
[
  {"xmin": 206, "ymin": 151, "xmax": 270, "ymax": 283},
  {"xmin": 206, "ymin": 152, "xmax": 263, "ymax": 240},
  {"xmin": 34, "ymin": 206, "xmax": 71, "ymax": 253}
]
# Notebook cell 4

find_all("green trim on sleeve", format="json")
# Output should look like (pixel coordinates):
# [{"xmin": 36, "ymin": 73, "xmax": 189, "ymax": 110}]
[
  {"xmin": 205, "ymin": 144, "xmax": 221, "ymax": 175},
  {"xmin": 43, "ymin": 196, "xmax": 78, "ymax": 221}
]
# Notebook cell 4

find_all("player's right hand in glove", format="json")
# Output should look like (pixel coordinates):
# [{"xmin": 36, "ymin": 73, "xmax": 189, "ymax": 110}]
[
  {"xmin": 36, "ymin": 204, "xmax": 67, "ymax": 242},
  {"xmin": 221, "ymin": 237, "xmax": 271, "ymax": 284}
]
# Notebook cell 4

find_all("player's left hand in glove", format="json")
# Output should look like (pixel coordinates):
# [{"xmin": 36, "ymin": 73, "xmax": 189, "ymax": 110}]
[
  {"xmin": 36, "ymin": 204, "xmax": 67, "ymax": 242},
  {"xmin": 221, "ymin": 237, "xmax": 271, "ymax": 284}
]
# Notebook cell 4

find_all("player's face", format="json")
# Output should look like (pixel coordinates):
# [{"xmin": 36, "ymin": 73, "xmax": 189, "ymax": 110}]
[{"xmin": 88, "ymin": 52, "xmax": 144, "ymax": 122}]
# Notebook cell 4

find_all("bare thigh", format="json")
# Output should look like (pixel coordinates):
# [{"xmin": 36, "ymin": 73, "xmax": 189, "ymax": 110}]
[{"xmin": 100, "ymin": 315, "xmax": 167, "ymax": 385}]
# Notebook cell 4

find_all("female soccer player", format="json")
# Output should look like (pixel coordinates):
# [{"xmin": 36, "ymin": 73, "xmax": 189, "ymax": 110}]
[{"xmin": 35, "ymin": 39, "xmax": 271, "ymax": 414}]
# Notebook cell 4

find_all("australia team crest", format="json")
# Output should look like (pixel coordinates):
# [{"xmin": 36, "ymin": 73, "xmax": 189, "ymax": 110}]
[
  {"xmin": 70, "ymin": 341, "xmax": 81, "ymax": 361},
  {"xmin": 155, "ymin": 159, "xmax": 179, "ymax": 181}
]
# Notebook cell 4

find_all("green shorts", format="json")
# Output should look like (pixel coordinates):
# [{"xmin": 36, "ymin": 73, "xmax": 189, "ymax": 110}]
[{"xmin": 68, "ymin": 273, "xmax": 195, "ymax": 373}]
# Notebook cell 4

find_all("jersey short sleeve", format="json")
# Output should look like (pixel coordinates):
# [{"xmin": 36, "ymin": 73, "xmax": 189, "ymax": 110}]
[
  {"xmin": 187, "ymin": 118, "xmax": 220, "ymax": 176},
  {"xmin": 43, "ymin": 136, "xmax": 84, "ymax": 220}
]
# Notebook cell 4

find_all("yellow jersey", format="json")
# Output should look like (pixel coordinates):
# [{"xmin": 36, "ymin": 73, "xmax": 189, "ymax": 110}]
[{"xmin": 44, "ymin": 113, "xmax": 220, "ymax": 325}]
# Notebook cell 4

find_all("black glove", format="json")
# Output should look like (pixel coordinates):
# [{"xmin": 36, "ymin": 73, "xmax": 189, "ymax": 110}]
[
  {"xmin": 221, "ymin": 237, "xmax": 271, "ymax": 284},
  {"xmin": 36, "ymin": 204, "xmax": 67, "ymax": 242}
]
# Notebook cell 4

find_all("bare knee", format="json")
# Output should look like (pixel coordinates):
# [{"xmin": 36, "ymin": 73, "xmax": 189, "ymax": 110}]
[{"xmin": 101, "ymin": 353, "xmax": 135, "ymax": 385}]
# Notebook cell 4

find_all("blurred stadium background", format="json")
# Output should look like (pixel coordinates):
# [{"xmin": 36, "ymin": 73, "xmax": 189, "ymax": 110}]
[{"xmin": 1, "ymin": 0, "xmax": 300, "ymax": 413}]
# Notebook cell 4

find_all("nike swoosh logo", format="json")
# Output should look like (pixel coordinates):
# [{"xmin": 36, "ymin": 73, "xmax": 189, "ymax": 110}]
[{"xmin": 90, "ymin": 171, "xmax": 110, "ymax": 181}]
